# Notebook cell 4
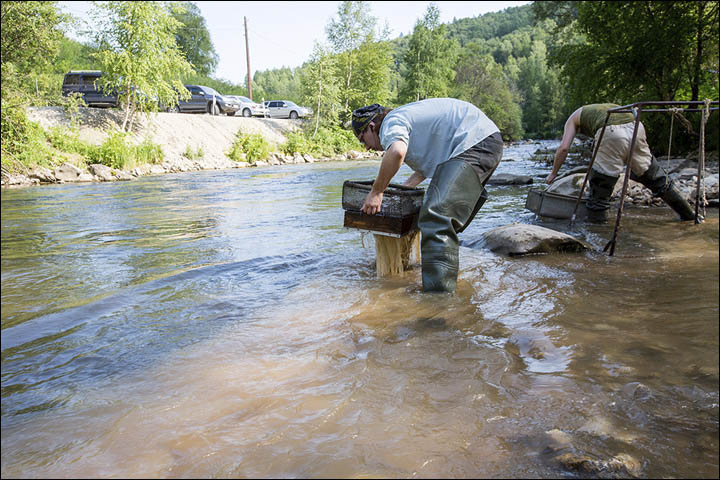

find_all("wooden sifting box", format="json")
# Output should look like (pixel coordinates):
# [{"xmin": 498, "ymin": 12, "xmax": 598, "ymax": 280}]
[{"xmin": 342, "ymin": 180, "xmax": 425, "ymax": 237}]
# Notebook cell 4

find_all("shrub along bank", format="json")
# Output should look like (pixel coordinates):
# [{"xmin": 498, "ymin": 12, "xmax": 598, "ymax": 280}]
[{"xmin": 1, "ymin": 106, "xmax": 373, "ymax": 188}]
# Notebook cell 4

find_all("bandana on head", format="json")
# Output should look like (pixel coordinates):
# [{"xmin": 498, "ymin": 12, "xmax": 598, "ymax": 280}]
[{"xmin": 351, "ymin": 103, "xmax": 384, "ymax": 136}]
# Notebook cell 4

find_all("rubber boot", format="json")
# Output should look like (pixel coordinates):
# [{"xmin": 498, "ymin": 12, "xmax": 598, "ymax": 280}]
[
  {"xmin": 585, "ymin": 169, "xmax": 618, "ymax": 223},
  {"xmin": 661, "ymin": 186, "xmax": 696, "ymax": 221},
  {"xmin": 632, "ymin": 156, "xmax": 695, "ymax": 221},
  {"xmin": 631, "ymin": 155, "xmax": 668, "ymax": 196},
  {"xmin": 419, "ymin": 159, "xmax": 485, "ymax": 293}
]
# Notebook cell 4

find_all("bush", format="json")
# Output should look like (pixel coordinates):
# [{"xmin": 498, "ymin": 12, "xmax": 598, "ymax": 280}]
[
  {"xmin": 46, "ymin": 126, "xmax": 92, "ymax": 156},
  {"xmin": 280, "ymin": 131, "xmax": 313, "ymax": 156},
  {"xmin": 0, "ymin": 102, "xmax": 53, "ymax": 170},
  {"xmin": 183, "ymin": 144, "xmax": 204, "ymax": 160},
  {"xmin": 280, "ymin": 125, "xmax": 360, "ymax": 157},
  {"xmin": 87, "ymin": 131, "xmax": 163, "ymax": 170},
  {"xmin": 227, "ymin": 131, "xmax": 272, "ymax": 163}
]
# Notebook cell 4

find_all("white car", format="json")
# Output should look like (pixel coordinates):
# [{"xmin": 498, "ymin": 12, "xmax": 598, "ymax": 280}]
[
  {"xmin": 227, "ymin": 95, "xmax": 268, "ymax": 117},
  {"xmin": 263, "ymin": 100, "xmax": 313, "ymax": 119}
]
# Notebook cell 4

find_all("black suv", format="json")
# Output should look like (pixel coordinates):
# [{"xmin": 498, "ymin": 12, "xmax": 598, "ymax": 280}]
[
  {"xmin": 61, "ymin": 71, "xmax": 118, "ymax": 107},
  {"xmin": 166, "ymin": 85, "xmax": 240, "ymax": 116}
]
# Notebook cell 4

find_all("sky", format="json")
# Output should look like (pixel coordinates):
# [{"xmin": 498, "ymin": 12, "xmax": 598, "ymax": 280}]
[{"xmin": 58, "ymin": 1, "xmax": 530, "ymax": 84}]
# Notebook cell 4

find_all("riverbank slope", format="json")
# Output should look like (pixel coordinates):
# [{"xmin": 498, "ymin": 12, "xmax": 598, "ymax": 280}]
[{"xmin": 1, "ymin": 107, "xmax": 375, "ymax": 187}]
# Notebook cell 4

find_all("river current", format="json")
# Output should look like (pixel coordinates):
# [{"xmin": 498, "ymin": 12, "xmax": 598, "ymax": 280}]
[{"xmin": 1, "ymin": 141, "xmax": 718, "ymax": 478}]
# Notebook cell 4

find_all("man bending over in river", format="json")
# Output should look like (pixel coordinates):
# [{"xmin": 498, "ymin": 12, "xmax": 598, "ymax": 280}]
[
  {"xmin": 353, "ymin": 98, "xmax": 503, "ymax": 294},
  {"xmin": 546, "ymin": 103, "xmax": 695, "ymax": 223}
]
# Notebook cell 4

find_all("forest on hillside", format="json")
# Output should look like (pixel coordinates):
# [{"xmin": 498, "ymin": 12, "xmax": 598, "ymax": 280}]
[{"xmin": 2, "ymin": 1, "xmax": 718, "ymax": 160}]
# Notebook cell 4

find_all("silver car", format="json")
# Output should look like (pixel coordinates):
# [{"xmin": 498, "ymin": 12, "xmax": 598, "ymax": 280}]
[
  {"xmin": 228, "ymin": 95, "xmax": 268, "ymax": 117},
  {"xmin": 264, "ymin": 100, "xmax": 312, "ymax": 119}
]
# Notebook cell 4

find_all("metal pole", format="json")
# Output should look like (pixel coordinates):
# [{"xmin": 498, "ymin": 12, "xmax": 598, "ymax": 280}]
[
  {"xmin": 694, "ymin": 102, "xmax": 707, "ymax": 223},
  {"xmin": 570, "ymin": 112, "xmax": 610, "ymax": 227},
  {"xmin": 604, "ymin": 107, "xmax": 642, "ymax": 256},
  {"xmin": 245, "ymin": 16, "xmax": 252, "ymax": 101}
]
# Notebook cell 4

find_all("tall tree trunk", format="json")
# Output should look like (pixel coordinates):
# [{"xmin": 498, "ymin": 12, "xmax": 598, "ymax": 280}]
[
  {"xmin": 314, "ymin": 63, "xmax": 322, "ymax": 136},
  {"xmin": 691, "ymin": 1, "xmax": 705, "ymax": 102},
  {"xmin": 121, "ymin": 93, "xmax": 132, "ymax": 132},
  {"xmin": 344, "ymin": 60, "xmax": 352, "ymax": 119}
]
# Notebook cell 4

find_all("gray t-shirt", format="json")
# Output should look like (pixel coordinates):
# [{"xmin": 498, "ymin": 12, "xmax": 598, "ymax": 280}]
[{"xmin": 379, "ymin": 98, "xmax": 499, "ymax": 178}]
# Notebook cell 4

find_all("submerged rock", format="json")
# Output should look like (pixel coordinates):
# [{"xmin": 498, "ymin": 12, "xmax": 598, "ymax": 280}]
[
  {"xmin": 472, "ymin": 223, "xmax": 589, "ymax": 256},
  {"xmin": 553, "ymin": 452, "xmax": 642, "ymax": 478},
  {"xmin": 487, "ymin": 173, "xmax": 533, "ymax": 185}
]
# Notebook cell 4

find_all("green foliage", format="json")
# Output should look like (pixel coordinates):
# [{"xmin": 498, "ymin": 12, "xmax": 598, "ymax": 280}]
[
  {"xmin": 45, "ymin": 127, "xmax": 163, "ymax": 170},
  {"xmin": 227, "ymin": 131, "xmax": 272, "ymax": 163},
  {"xmin": 400, "ymin": 4, "xmax": 460, "ymax": 103},
  {"xmin": 281, "ymin": 125, "xmax": 359, "ymax": 157},
  {"xmin": 91, "ymin": 1, "xmax": 194, "ymax": 131},
  {"xmin": 89, "ymin": 131, "xmax": 163, "ymax": 169},
  {"xmin": 325, "ymin": 1, "xmax": 393, "ymax": 123},
  {"xmin": 539, "ymin": 1, "xmax": 719, "ymax": 103},
  {"xmin": 46, "ymin": 126, "xmax": 92, "ymax": 156},
  {"xmin": 0, "ymin": 1, "xmax": 68, "ymax": 72},
  {"xmin": 300, "ymin": 42, "xmax": 341, "ymax": 133},
  {"xmin": 0, "ymin": 100, "xmax": 53, "ymax": 171},
  {"xmin": 183, "ymin": 144, "xmax": 205, "ymax": 160},
  {"xmin": 170, "ymin": 2, "xmax": 219, "ymax": 76},
  {"xmin": 447, "ymin": 5, "xmax": 534, "ymax": 46},
  {"xmin": 252, "ymin": 67, "xmax": 302, "ymax": 104},
  {"xmin": 453, "ymin": 50, "xmax": 524, "ymax": 140}
]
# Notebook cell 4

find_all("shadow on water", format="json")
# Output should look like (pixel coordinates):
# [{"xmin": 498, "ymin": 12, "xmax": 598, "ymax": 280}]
[{"xmin": 1, "ymin": 145, "xmax": 718, "ymax": 478}]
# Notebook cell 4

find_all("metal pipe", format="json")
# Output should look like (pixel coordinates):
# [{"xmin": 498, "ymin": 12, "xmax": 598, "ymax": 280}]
[
  {"xmin": 604, "ymin": 107, "xmax": 643, "ymax": 256},
  {"xmin": 694, "ymin": 103, "xmax": 709, "ymax": 223}
]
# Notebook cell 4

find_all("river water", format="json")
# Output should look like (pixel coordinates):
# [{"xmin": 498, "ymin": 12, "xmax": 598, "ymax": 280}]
[{"xmin": 2, "ymin": 142, "xmax": 718, "ymax": 478}]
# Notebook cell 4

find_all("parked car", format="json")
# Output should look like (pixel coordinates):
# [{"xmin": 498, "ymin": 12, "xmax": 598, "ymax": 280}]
[
  {"xmin": 166, "ymin": 85, "xmax": 240, "ymax": 116},
  {"xmin": 61, "ymin": 70, "xmax": 118, "ymax": 107},
  {"xmin": 263, "ymin": 100, "xmax": 312, "ymax": 119},
  {"xmin": 226, "ymin": 95, "xmax": 268, "ymax": 117}
]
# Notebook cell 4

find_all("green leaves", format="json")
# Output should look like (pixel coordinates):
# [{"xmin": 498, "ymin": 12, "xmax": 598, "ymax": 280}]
[
  {"xmin": 400, "ymin": 4, "xmax": 459, "ymax": 103},
  {"xmin": 90, "ymin": 1, "xmax": 194, "ymax": 131}
]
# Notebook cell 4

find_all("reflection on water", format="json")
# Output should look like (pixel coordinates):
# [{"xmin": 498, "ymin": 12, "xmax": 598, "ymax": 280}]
[{"xmin": 2, "ymin": 144, "xmax": 718, "ymax": 478}]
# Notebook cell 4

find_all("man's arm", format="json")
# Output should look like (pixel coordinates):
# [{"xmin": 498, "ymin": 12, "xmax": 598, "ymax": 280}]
[
  {"xmin": 402, "ymin": 171, "xmax": 426, "ymax": 188},
  {"xmin": 361, "ymin": 140, "xmax": 408, "ymax": 215},
  {"xmin": 546, "ymin": 107, "xmax": 581, "ymax": 184}
]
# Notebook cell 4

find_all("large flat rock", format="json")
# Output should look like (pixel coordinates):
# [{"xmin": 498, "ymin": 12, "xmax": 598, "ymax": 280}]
[{"xmin": 470, "ymin": 223, "xmax": 590, "ymax": 256}]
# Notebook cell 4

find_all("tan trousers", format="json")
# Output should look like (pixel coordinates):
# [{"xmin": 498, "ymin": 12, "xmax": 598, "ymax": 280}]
[{"xmin": 593, "ymin": 122, "xmax": 652, "ymax": 177}]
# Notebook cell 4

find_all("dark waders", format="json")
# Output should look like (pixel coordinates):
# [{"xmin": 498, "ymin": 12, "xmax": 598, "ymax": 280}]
[{"xmin": 419, "ymin": 133, "xmax": 503, "ymax": 293}]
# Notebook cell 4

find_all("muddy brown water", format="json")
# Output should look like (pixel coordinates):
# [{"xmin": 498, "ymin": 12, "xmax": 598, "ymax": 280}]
[{"xmin": 2, "ymin": 144, "xmax": 718, "ymax": 478}]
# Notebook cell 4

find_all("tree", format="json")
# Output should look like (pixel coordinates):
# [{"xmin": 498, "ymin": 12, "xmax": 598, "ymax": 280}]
[
  {"xmin": 454, "ymin": 48, "xmax": 524, "ymax": 140},
  {"xmin": 300, "ymin": 42, "xmax": 340, "ymax": 134},
  {"xmin": 400, "ymin": 3, "xmax": 459, "ymax": 103},
  {"xmin": 0, "ymin": 1, "xmax": 68, "ymax": 72},
  {"xmin": 252, "ymin": 67, "xmax": 301, "ymax": 103},
  {"xmin": 90, "ymin": 1, "xmax": 194, "ymax": 131},
  {"xmin": 326, "ymin": 0, "xmax": 379, "ymax": 121},
  {"xmin": 537, "ymin": 1, "xmax": 719, "ymax": 103},
  {"xmin": 169, "ymin": 2, "xmax": 218, "ymax": 76}
]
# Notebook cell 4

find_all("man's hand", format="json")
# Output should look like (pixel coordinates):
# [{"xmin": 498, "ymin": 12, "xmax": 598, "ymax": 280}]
[
  {"xmin": 545, "ymin": 172, "xmax": 557, "ymax": 184},
  {"xmin": 361, "ymin": 191, "xmax": 383, "ymax": 215}
]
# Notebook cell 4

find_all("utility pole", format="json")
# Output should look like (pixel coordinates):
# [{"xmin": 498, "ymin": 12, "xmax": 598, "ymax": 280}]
[{"xmin": 244, "ymin": 16, "xmax": 252, "ymax": 101}]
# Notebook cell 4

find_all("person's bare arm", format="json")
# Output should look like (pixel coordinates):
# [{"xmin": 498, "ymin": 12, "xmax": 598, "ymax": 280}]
[
  {"xmin": 361, "ymin": 141, "xmax": 408, "ymax": 215},
  {"xmin": 402, "ymin": 171, "xmax": 426, "ymax": 188},
  {"xmin": 546, "ymin": 107, "xmax": 581, "ymax": 184}
]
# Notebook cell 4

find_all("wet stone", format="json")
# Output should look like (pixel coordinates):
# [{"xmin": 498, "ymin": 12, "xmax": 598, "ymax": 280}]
[{"xmin": 553, "ymin": 452, "xmax": 642, "ymax": 478}]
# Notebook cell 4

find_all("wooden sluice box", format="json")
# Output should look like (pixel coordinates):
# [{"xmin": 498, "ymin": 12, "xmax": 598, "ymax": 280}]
[{"xmin": 342, "ymin": 180, "xmax": 425, "ymax": 237}]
